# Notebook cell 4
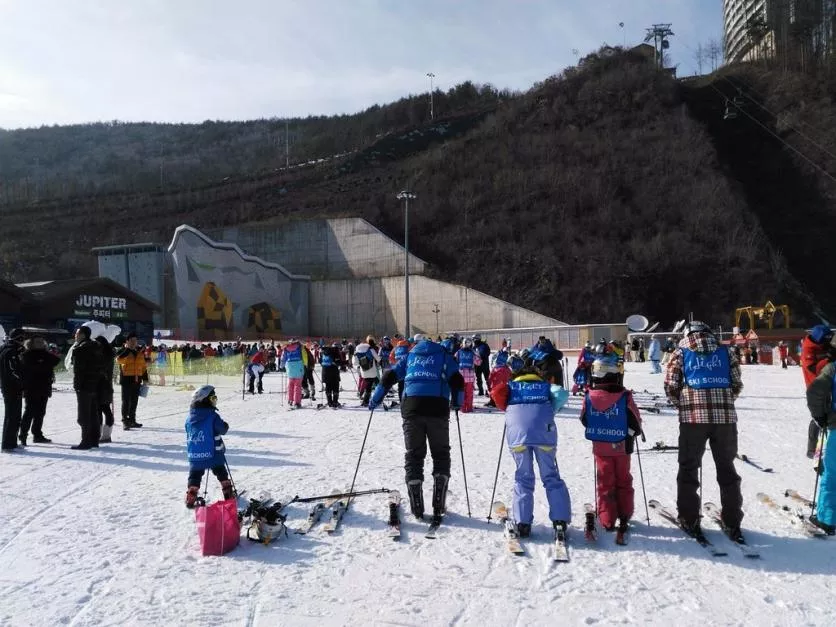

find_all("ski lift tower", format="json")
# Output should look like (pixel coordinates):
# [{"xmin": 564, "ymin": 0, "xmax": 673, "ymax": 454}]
[{"xmin": 644, "ymin": 23, "xmax": 674, "ymax": 69}]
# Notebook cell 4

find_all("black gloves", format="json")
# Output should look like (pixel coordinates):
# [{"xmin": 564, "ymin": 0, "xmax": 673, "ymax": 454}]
[{"xmin": 813, "ymin": 415, "xmax": 828, "ymax": 429}]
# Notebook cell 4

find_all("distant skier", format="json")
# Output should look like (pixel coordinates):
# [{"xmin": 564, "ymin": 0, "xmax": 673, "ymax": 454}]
[
  {"xmin": 353, "ymin": 336, "xmax": 380, "ymax": 408},
  {"xmin": 648, "ymin": 335, "xmax": 662, "ymax": 374},
  {"xmin": 473, "ymin": 334, "xmax": 491, "ymax": 396},
  {"xmin": 320, "ymin": 342, "xmax": 344, "ymax": 408},
  {"xmin": 0, "ymin": 329, "xmax": 26, "ymax": 452},
  {"xmin": 301, "ymin": 343, "xmax": 317, "ymax": 401},
  {"xmin": 525, "ymin": 336, "xmax": 564, "ymax": 387},
  {"xmin": 246, "ymin": 347, "xmax": 266, "ymax": 395},
  {"xmin": 455, "ymin": 337, "xmax": 480, "ymax": 413},
  {"xmin": 490, "ymin": 364, "xmax": 571, "ymax": 537},
  {"xmin": 572, "ymin": 341, "xmax": 595, "ymax": 396},
  {"xmin": 184, "ymin": 385, "xmax": 234, "ymax": 508},
  {"xmin": 369, "ymin": 334, "xmax": 463, "ymax": 525},
  {"xmin": 280, "ymin": 339, "xmax": 306, "ymax": 409},
  {"xmin": 580, "ymin": 354, "xmax": 643, "ymax": 534},
  {"xmin": 19, "ymin": 336, "xmax": 60, "ymax": 445},
  {"xmin": 664, "ymin": 321, "xmax": 744, "ymax": 541}
]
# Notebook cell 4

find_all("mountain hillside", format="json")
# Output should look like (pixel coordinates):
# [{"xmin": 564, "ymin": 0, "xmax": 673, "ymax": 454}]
[{"xmin": 2, "ymin": 49, "xmax": 835, "ymax": 326}]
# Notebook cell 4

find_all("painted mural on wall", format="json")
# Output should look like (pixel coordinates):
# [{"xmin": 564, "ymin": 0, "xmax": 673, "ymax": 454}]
[{"xmin": 168, "ymin": 226, "xmax": 309, "ymax": 340}]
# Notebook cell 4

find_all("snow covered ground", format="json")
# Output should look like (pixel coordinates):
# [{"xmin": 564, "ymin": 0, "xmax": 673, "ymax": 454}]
[{"xmin": 0, "ymin": 362, "xmax": 834, "ymax": 626}]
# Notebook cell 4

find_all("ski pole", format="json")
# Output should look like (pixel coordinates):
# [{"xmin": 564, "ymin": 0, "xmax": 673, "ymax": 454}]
[
  {"xmin": 293, "ymin": 488, "xmax": 391, "ymax": 503},
  {"xmin": 225, "ymin": 459, "xmax": 238, "ymax": 496},
  {"xmin": 635, "ymin": 437, "xmax": 650, "ymax": 525},
  {"xmin": 593, "ymin": 455, "xmax": 598, "ymax": 515},
  {"xmin": 811, "ymin": 428, "xmax": 828, "ymax": 518},
  {"xmin": 486, "ymin": 423, "xmax": 507, "ymax": 521},
  {"xmin": 454, "ymin": 410, "xmax": 472, "ymax": 517},
  {"xmin": 347, "ymin": 409, "xmax": 375, "ymax": 505}
]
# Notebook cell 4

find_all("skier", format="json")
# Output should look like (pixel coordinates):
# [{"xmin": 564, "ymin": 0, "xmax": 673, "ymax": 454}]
[
  {"xmin": 184, "ymin": 385, "xmax": 234, "ymax": 508},
  {"xmin": 801, "ymin": 325, "xmax": 834, "ymax": 458},
  {"xmin": 580, "ymin": 354, "xmax": 643, "ymax": 534},
  {"xmin": 490, "ymin": 364, "xmax": 572, "ymax": 537},
  {"xmin": 301, "ymin": 342, "xmax": 317, "ymax": 401},
  {"xmin": 280, "ymin": 339, "xmax": 306, "ymax": 409},
  {"xmin": 390, "ymin": 335, "xmax": 412, "ymax": 401},
  {"xmin": 247, "ymin": 348, "xmax": 266, "ymax": 395},
  {"xmin": 19, "ymin": 337, "xmax": 60, "ymax": 445},
  {"xmin": 490, "ymin": 338, "xmax": 511, "ymax": 369},
  {"xmin": 320, "ymin": 342, "xmax": 344, "ymax": 407},
  {"xmin": 473, "ymin": 334, "xmax": 491, "ymax": 396},
  {"xmin": 95, "ymin": 336, "xmax": 116, "ymax": 444},
  {"xmin": 116, "ymin": 332, "xmax": 147, "ymax": 430},
  {"xmin": 777, "ymin": 341, "xmax": 788, "ymax": 369},
  {"xmin": 71, "ymin": 326, "xmax": 104, "ymax": 450},
  {"xmin": 805, "ymin": 342, "xmax": 836, "ymax": 534},
  {"xmin": 378, "ymin": 336, "xmax": 393, "ymax": 364},
  {"xmin": 0, "ymin": 328, "xmax": 26, "ymax": 452},
  {"xmin": 648, "ymin": 335, "xmax": 662, "ymax": 374},
  {"xmin": 353, "ymin": 336, "xmax": 379, "ymax": 407},
  {"xmin": 664, "ymin": 321, "xmax": 744, "ymax": 540},
  {"xmin": 525, "ymin": 336, "xmax": 564, "ymax": 387},
  {"xmin": 455, "ymin": 337, "xmax": 480, "ymax": 413},
  {"xmin": 572, "ymin": 341, "xmax": 596, "ymax": 396},
  {"xmin": 369, "ymin": 334, "xmax": 463, "ymax": 525}
]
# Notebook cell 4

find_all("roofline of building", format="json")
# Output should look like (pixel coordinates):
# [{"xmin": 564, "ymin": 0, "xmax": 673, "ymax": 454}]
[
  {"xmin": 168, "ymin": 224, "xmax": 311, "ymax": 281},
  {"xmin": 16, "ymin": 277, "xmax": 161, "ymax": 311},
  {"xmin": 91, "ymin": 243, "xmax": 166, "ymax": 254}
]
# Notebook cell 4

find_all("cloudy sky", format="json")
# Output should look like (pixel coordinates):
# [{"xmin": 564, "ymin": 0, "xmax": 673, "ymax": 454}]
[{"xmin": 0, "ymin": 0, "xmax": 723, "ymax": 129}]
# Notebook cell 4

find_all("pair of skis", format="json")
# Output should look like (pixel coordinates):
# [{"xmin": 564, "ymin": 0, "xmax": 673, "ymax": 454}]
[
  {"xmin": 294, "ymin": 489, "xmax": 349, "ymax": 534},
  {"xmin": 649, "ymin": 499, "xmax": 760, "ymax": 558},
  {"xmin": 490, "ymin": 501, "xmax": 568, "ymax": 561},
  {"xmin": 757, "ymin": 490, "xmax": 830, "ymax": 538}
]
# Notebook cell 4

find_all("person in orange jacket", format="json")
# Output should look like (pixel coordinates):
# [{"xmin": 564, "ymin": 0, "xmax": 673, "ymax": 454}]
[{"xmin": 116, "ymin": 333, "xmax": 148, "ymax": 430}]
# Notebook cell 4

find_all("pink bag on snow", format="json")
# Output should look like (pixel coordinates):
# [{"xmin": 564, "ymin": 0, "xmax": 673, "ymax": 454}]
[{"xmin": 195, "ymin": 499, "xmax": 241, "ymax": 556}]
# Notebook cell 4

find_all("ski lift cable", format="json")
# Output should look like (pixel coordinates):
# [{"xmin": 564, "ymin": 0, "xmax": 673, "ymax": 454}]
[
  {"xmin": 719, "ymin": 74, "xmax": 836, "ymax": 163},
  {"xmin": 708, "ymin": 82, "xmax": 836, "ymax": 185}
]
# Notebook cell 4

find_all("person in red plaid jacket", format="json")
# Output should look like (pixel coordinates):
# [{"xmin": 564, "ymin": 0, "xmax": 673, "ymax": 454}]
[{"xmin": 664, "ymin": 321, "xmax": 744, "ymax": 541}]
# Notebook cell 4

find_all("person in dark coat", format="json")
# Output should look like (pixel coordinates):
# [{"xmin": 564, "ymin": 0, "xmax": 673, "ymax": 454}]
[
  {"xmin": 0, "ymin": 328, "xmax": 26, "ymax": 452},
  {"xmin": 71, "ymin": 326, "xmax": 104, "ymax": 450},
  {"xmin": 95, "ymin": 336, "xmax": 116, "ymax": 443},
  {"xmin": 19, "ymin": 336, "xmax": 60, "ymax": 445}
]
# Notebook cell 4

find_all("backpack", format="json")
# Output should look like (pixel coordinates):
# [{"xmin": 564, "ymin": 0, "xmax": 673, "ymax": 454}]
[{"xmin": 357, "ymin": 350, "xmax": 373, "ymax": 370}]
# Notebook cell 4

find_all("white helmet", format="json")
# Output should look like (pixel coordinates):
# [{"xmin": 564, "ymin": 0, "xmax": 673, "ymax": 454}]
[
  {"xmin": 192, "ymin": 385, "xmax": 217, "ymax": 406},
  {"xmin": 413, "ymin": 333, "xmax": 427, "ymax": 342}
]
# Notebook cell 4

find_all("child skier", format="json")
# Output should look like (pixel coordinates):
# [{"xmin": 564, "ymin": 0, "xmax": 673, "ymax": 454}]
[
  {"xmin": 455, "ymin": 337, "xmax": 481, "ymax": 413},
  {"xmin": 320, "ymin": 342, "xmax": 344, "ymax": 408},
  {"xmin": 805, "ymin": 344, "xmax": 836, "ymax": 535},
  {"xmin": 572, "ymin": 341, "xmax": 596, "ymax": 396},
  {"xmin": 281, "ymin": 339, "xmax": 306, "ymax": 409},
  {"xmin": 579, "ymin": 355, "xmax": 643, "ymax": 537},
  {"xmin": 490, "ymin": 365, "xmax": 571, "ymax": 537},
  {"xmin": 185, "ymin": 385, "xmax": 233, "ymax": 508}
]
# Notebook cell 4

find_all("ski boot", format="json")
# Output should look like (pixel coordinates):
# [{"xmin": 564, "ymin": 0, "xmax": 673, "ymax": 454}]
[
  {"xmin": 615, "ymin": 518, "xmax": 629, "ymax": 545},
  {"xmin": 678, "ymin": 516, "xmax": 702, "ymax": 538},
  {"xmin": 32, "ymin": 433, "xmax": 51, "ymax": 444},
  {"xmin": 99, "ymin": 425, "xmax": 113, "ymax": 444},
  {"xmin": 810, "ymin": 514, "xmax": 836, "ymax": 536},
  {"xmin": 221, "ymin": 480, "xmax": 234, "ymax": 500},
  {"xmin": 584, "ymin": 511, "xmax": 597, "ymax": 541},
  {"xmin": 407, "ymin": 480, "xmax": 424, "ymax": 520},
  {"xmin": 517, "ymin": 522, "xmax": 532, "ymax": 538},
  {"xmin": 431, "ymin": 473, "xmax": 449, "ymax": 521},
  {"xmin": 185, "ymin": 486, "xmax": 200, "ymax": 509}
]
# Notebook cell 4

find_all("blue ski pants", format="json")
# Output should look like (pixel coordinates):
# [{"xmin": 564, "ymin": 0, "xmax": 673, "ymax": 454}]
[
  {"xmin": 817, "ymin": 429, "xmax": 835, "ymax": 526},
  {"xmin": 511, "ymin": 445, "xmax": 572, "ymax": 525}
]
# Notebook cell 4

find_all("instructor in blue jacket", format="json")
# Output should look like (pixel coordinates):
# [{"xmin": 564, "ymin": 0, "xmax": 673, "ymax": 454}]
[{"xmin": 370, "ymin": 334, "xmax": 464, "ymax": 526}]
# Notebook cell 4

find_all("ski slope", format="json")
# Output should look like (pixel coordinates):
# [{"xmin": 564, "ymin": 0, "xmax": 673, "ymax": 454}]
[{"xmin": 0, "ymin": 362, "xmax": 833, "ymax": 626}]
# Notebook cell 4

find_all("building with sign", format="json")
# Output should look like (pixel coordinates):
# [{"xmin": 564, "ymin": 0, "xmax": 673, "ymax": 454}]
[{"xmin": 15, "ymin": 277, "xmax": 158, "ymax": 341}]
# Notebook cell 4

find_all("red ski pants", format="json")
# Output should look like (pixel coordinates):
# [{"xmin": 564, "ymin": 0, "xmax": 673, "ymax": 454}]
[{"xmin": 595, "ymin": 454, "xmax": 634, "ymax": 528}]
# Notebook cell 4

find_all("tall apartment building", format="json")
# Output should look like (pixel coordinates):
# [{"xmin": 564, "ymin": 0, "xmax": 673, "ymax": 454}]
[{"xmin": 724, "ymin": 0, "xmax": 835, "ymax": 65}]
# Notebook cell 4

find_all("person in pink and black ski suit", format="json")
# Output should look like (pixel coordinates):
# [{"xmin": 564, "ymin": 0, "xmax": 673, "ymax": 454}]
[{"xmin": 580, "ymin": 354, "xmax": 643, "ymax": 533}]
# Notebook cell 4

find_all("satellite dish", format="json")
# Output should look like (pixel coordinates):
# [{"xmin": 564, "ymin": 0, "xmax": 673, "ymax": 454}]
[
  {"xmin": 626, "ymin": 314, "xmax": 650, "ymax": 332},
  {"xmin": 646, "ymin": 322, "xmax": 661, "ymax": 333}
]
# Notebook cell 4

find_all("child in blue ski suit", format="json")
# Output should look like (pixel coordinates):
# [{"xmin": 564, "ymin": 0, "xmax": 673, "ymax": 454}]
[
  {"xmin": 184, "ymin": 385, "xmax": 233, "ymax": 508},
  {"xmin": 490, "ymin": 366, "xmax": 571, "ymax": 537},
  {"xmin": 806, "ymin": 356, "xmax": 836, "ymax": 534}
]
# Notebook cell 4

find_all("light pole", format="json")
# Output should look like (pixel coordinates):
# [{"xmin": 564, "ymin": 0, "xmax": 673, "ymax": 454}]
[
  {"xmin": 397, "ymin": 190, "xmax": 417, "ymax": 337},
  {"xmin": 426, "ymin": 72, "xmax": 435, "ymax": 120},
  {"xmin": 432, "ymin": 303, "xmax": 440, "ymax": 336},
  {"xmin": 619, "ymin": 22, "xmax": 625, "ymax": 47}
]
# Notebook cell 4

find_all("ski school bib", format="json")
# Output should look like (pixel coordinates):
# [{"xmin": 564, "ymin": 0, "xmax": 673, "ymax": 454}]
[
  {"xmin": 284, "ymin": 345, "xmax": 302, "ymax": 362},
  {"xmin": 507, "ymin": 380, "xmax": 551, "ymax": 405},
  {"xmin": 458, "ymin": 349, "xmax": 475, "ymax": 370},
  {"xmin": 321, "ymin": 353, "xmax": 334, "ymax": 367},
  {"xmin": 682, "ymin": 347, "xmax": 731, "ymax": 389},
  {"xmin": 584, "ymin": 394, "xmax": 628, "ymax": 443}
]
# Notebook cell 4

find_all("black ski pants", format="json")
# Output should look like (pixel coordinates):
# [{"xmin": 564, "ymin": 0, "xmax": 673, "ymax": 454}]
[
  {"xmin": 248, "ymin": 370, "xmax": 265, "ymax": 394},
  {"xmin": 322, "ymin": 366, "xmax": 340, "ymax": 406},
  {"xmin": 121, "ymin": 381, "xmax": 141, "ymax": 424},
  {"xmin": 677, "ymin": 423, "xmax": 743, "ymax": 528},
  {"xmin": 402, "ymin": 414, "xmax": 451, "ymax": 483},
  {"xmin": 2, "ymin": 392, "xmax": 23, "ymax": 449},
  {"xmin": 475, "ymin": 362, "xmax": 490, "ymax": 395},
  {"xmin": 76, "ymin": 390, "xmax": 100, "ymax": 446},
  {"xmin": 188, "ymin": 464, "xmax": 229, "ymax": 488},
  {"xmin": 21, "ymin": 393, "xmax": 49, "ymax": 438},
  {"xmin": 302, "ymin": 367, "xmax": 315, "ymax": 395}
]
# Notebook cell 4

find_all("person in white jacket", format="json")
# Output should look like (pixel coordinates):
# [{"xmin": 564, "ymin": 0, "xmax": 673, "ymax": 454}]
[
  {"xmin": 648, "ymin": 335, "xmax": 662, "ymax": 374},
  {"xmin": 353, "ymin": 336, "xmax": 380, "ymax": 407}
]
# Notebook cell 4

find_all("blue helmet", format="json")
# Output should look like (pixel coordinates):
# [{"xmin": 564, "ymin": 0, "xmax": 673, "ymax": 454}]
[{"xmin": 810, "ymin": 325, "xmax": 833, "ymax": 344}]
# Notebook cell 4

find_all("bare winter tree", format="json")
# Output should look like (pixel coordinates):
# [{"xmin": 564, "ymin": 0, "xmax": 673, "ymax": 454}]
[
  {"xmin": 707, "ymin": 39, "xmax": 723, "ymax": 71},
  {"xmin": 694, "ymin": 42, "xmax": 705, "ymax": 74}
]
